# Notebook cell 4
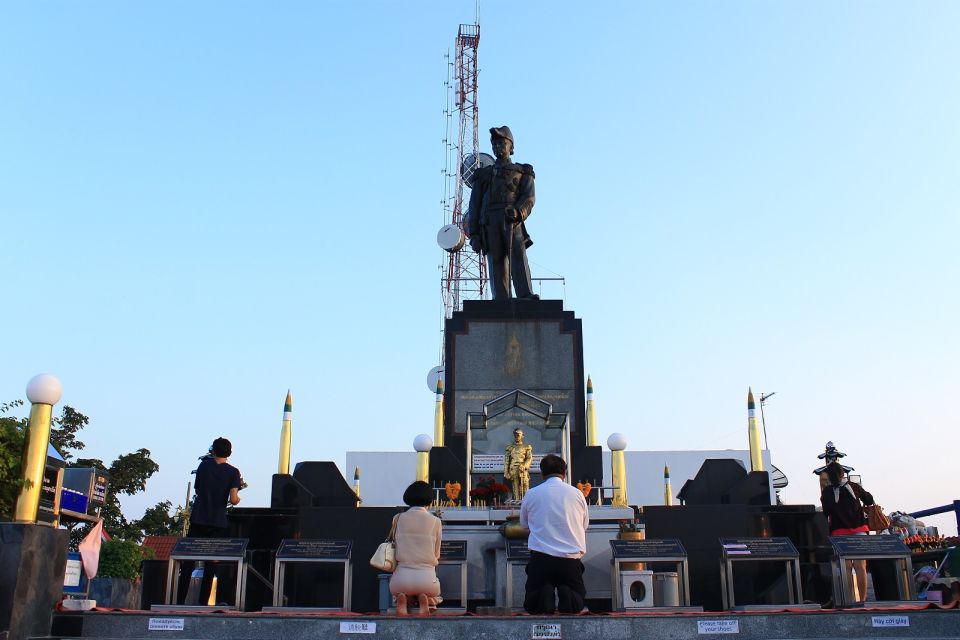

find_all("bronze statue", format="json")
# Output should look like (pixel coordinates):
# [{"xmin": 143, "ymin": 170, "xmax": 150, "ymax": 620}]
[
  {"xmin": 504, "ymin": 428, "xmax": 533, "ymax": 500},
  {"xmin": 466, "ymin": 126, "xmax": 538, "ymax": 301}
]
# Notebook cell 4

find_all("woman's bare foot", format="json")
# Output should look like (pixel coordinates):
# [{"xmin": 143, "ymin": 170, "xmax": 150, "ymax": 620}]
[
  {"xmin": 395, "ymin": 593, "xmax": 408, "ymax": 616},
  {"xmin": 417, "ymin": 593, "xmax": 431, "ymax": 616}
]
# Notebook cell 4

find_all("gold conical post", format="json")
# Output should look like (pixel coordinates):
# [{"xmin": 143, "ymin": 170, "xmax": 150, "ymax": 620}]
[
  {"xmin": 585, "ymin": 375, "xmax": 597, "ymax": 447},
  {"xmin": 278, "ymin": 390, "xmax": 293, "ymax": 474},
  {"xmin": 433, "ymin": 379, "xmax": 445, "ymax": 448},
  {"xmin": 747, "ymin": 388, "xmax": 765, "ymax": 472}
]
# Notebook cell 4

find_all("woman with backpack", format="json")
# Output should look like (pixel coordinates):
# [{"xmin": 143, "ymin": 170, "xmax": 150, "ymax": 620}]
[{"xmin": 820, "ymin": 461, "xmax": 875, "ymax": 603}]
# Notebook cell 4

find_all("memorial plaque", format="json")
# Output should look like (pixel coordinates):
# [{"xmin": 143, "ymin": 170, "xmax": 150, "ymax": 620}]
[
  {"xmin": 170, "ymin": 538, "xmax": 247, "ymax": 557},
  {"xmin": 505, "ymin": 539, "xmax": 530, "ymax": 560},
  {"xmin": 610, "ymin": 538, "xmax": 687, "ymax": 558},
  {"xmin": 440, "ymin": 540, "xmax": 467, "ymax": 561},
  {"xmin": 720, "ymin": 537, "xmax": 798, "ymax": 558},
  {"xmin": 830, "ymin": 534, "xmax": 910, "ymax": 557},
  {"xmin": 276, "ymin": 539, "xmax": 352, "ymax": 560}
]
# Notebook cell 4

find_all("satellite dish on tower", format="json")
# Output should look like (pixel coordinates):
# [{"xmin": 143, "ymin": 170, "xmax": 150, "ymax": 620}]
[
  {"xmin": 460, "ymin": 152, "xmax": 494, "ymax": 189},
  {"xmin": 770, "ymin": 465, "xmax": 789, "ymax": 489},
  {"xmin": 437, "ymin": 224, "xmax": 465, "ymax": 252},
  {"xmin": 426, "ymin": 365, "xmax": 445, "ymax": 393}
]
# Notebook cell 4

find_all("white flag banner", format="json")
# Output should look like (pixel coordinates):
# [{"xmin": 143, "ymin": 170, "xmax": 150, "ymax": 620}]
[{"xmin": 78, "ymin": 520, "xmax": 104, "ymax": 579}]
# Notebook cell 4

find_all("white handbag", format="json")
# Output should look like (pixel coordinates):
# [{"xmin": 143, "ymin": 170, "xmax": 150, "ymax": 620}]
[{"xmin": 369, "ymin": 514, "xmax": 399, "ymax": 572}]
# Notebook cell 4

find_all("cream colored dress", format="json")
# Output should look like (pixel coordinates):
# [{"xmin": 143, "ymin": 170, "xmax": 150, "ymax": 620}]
[{"xmin": 389, "ymin": 507, "xmax": 442, "ymax": 597}]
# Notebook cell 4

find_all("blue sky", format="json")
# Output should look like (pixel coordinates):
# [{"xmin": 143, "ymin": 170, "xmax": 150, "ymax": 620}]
[{"xmin": 2, "ymin": 2, "xmax": 958, "ymax": 534}]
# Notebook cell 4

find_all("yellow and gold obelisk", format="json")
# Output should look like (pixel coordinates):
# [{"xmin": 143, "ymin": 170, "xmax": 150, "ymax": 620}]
[
  {"xmin": 607, "ymin": 433, "xmax": 629, "ymax": 508},
  {"xmin": 585, "ymin": 375, "xmax": 597, "ymax": 447},
  {"xmin": 663, "ymin": 464, "xmax": 673, "ymax": 506},
  {"xmin": 353, "ymin": 467, "xmax": 361, "ymax": 507},
  {"xmin": 15, "ymin": 374, "xmax": 63, "ymax": 523},
  {"xmin": 433, "ymin": 379, "xmax": 445, "ymax": 448},
  {"xmin": 277, "ymin": 390, "xmax": 293, "ymax": 475},
  {"xmin": 747, "ymin": 388, "xmax": 765, "ymax": 472}
]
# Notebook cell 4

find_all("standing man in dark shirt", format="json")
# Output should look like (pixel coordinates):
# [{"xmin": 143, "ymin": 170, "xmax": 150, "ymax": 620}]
[{"xmin": 183, "ymin": 437, "xmax": 242, "ymax": 605}]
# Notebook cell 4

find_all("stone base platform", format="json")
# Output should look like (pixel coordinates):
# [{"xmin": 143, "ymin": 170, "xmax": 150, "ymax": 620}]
[{"xmin": 49, "ymin": 606, "xmax": 960, "ymax": 640}]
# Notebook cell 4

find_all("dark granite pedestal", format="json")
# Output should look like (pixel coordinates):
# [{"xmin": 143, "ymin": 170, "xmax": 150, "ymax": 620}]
[
  {"xmin": 438, "ymin": 300, "xmax": 602, "ymax": 488},
  {"xmin": 0, "ymin": 522, "xmax": 69, "ymax": 640}
]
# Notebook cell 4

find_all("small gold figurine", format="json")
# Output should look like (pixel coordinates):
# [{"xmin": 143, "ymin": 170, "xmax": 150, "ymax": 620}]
[{"xmin": 504, "ymin": 428, "xmax": 533, "ymax": 501}]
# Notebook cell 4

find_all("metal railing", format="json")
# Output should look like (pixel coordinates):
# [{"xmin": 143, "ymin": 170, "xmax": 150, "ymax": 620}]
[{"xmin": 909, "ymin": 500, "xmax": 960, "ymax": 532}]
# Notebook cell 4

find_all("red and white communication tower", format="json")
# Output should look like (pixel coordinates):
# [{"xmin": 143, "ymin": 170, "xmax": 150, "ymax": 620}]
[{"xmin": 437, "ymin": 23, "xmax": 490, "ymax": 320}]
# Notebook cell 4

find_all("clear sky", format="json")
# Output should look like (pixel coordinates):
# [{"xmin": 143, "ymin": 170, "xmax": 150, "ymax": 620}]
[{"xmin": 2, "ymin": 2, "xmax": 957, "ymax": 535}]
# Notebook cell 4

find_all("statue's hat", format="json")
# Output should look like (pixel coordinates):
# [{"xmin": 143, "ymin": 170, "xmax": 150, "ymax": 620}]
[{"xmin": 490, "ymin": 126, "xmax": 514, "ymax": 144}]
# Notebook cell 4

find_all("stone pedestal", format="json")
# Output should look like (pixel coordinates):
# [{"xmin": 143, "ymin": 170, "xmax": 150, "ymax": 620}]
[
  {"xmin": 0, "ymin": 523, "xmax": 69, "ymax": 640},
  {"xmin": 438, "ymin": 300, "xmax": 602, "ymax": 487}
]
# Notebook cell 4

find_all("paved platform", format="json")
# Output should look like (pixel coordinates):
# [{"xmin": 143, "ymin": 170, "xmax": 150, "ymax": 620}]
[{"xmin": 49, "ymin": 605, "xmax": 960, "ymax": 640}]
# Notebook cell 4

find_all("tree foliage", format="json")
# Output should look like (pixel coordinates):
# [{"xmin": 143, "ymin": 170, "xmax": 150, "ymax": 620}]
[
  {"xmin": 50, "ymin": 405, "xmax": 88, "ymax": 460},
  {"xmin": 0, "ymin": 400, "xmax": 28, "ymax": 520},
  {"xmin": 1, "ymin": 400, "xmax": 183, "ymax": 543},
  {"xmin": 98, "ymin": 539, "xmax": 155, "ymax": 579}
]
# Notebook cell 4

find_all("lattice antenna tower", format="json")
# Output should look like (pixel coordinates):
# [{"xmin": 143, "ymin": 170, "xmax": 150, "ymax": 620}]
[{"xmin": 438, "ymin": 23, "xmax": 486, "ymax": 321}]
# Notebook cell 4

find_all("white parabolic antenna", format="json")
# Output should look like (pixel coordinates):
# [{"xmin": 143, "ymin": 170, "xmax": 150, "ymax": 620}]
[
  {"xmin": 460, "ymin": 152, "xmax": 494, "ymax": 189},
  {"xmin": 437, "ymin": 224, "xmax": 465, "ymax": 252},
  {"xmin": 427, "ymin": 365, "xmax": 445, "ymax": 393}
]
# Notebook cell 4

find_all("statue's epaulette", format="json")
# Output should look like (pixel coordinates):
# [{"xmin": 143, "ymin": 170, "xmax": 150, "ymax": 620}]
[{"xmin": 520, "ymin": 163, "xmax": 534, "ymax": 178}]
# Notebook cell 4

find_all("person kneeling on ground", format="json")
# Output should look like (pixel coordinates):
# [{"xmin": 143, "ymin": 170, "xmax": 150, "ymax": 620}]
[
  {"xmin": 389, "ymin": 481, "xmax": 442, "ymax": 616},
  {"xmin": 519, "ymin": 454, "xmax": 589, "ymax": 614}
]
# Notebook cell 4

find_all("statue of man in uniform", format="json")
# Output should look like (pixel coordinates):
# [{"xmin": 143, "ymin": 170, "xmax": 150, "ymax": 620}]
[
  {"xmin": 466, "ymin": 126, "xmax": 539, "ymax": 301},
  {"xmin": 504, "ymin": 428, "xmax": 534, "ymax": 500}
]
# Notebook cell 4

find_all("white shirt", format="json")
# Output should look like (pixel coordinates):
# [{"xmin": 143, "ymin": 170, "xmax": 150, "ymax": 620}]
[{"xmin": 519, "ymin": 476, "xmax": 589, "ymax": 559}]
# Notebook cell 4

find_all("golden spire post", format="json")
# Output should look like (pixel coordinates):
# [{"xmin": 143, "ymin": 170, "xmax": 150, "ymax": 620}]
[
  {"xmin": 663, "ymin": 464, "xmax": 673, "ymax": 506},
  {"xmin": 14, "ymin": 374, "xmax": 63, "ymax": 523},
  {"xmin": 607, "ymin": 433, "xmax": 629, "ymax": 508},
  {"xmin": 278, "ymin": 390, "xmax": 293, "ymax": 474},
  {"xmin": 413, "ymin": 434, "xmax": 433, "ymax": 483},
  {"xmin": 747, "ymin": 388, "xmax": 765, "ymax": 472},
  {"xmin": 585, "ymin": 375, "xmax": 597, "ymax": 447},
  {"xmin": 353, "ymin": 467, "xmax": 361, "ymax": 507},
  {"xmin": 433, "ymin": 379, "xmax": 445, "ymax": 447}
]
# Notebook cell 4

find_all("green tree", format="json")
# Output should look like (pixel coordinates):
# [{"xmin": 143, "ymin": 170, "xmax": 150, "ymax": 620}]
[
  {"xmin": 71, "ymin": 449, "xmax": 168, "ymax": 543},
  {"xmin": 1, "ymin": 400, "xmax": 180, "ymax": 543},
  {"xmin": 0, "ymin": 400, "xmax": 27, "ymax": 520},
  {"xmin": 0, "ymin": 401, "xmax": 90, "ymax": 519},
  {"xmin": 137, "ymin": 500, "xmax": 186, "ymax": 537},
  {"xmin": 50, "ymin": 405, "xmax": 88, "ymax": 461}
]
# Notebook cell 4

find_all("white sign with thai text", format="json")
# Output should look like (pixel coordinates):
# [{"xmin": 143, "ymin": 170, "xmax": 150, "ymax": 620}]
[
  {"xmin": 63, "ymin": 559, "xmax": 82, "ymax": 587},
  {"xmin": 472, "ymin": 454, "xmax": 505, "ymax": 472},
  {"xmin": 472, "ymin": 453, "xmax": 550, "ymax": 473},
  {"xmin": 531, "ymin": 622, "xmax": 562, "ymax": 639}
]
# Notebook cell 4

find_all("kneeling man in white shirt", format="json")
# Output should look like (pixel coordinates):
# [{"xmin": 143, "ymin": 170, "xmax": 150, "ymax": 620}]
[{"xmin": 519, "ymin": 454, "xmax": 589, "ymax": 613}]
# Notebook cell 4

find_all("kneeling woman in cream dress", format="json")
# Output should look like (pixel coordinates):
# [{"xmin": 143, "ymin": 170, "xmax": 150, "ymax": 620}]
[{"xmin": 389, "ymin": 481, "xmax": 442, "ymax": 616}]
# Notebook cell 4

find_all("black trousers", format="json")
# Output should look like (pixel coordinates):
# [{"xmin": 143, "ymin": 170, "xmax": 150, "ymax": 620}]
[
  {"xmin": 524, "ymin": 551, "xmax": 586, "ymax": 614},
  {"xmin": 482, "ymin": 217, "xmax": 534, "ymax": 300},
  {"xmin": 177, "ymin": 523, "xmax": 232, "ymax": 606}
]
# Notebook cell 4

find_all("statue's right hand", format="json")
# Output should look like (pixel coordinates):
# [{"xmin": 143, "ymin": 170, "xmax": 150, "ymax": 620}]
[{"xmin": 469, "ymin": 235, "xmax": 483, "ymax": 253}]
